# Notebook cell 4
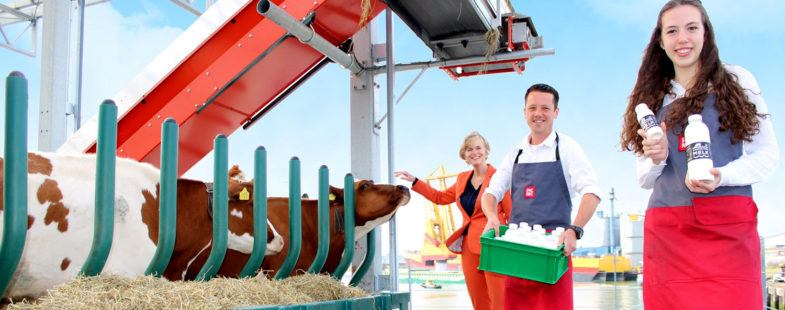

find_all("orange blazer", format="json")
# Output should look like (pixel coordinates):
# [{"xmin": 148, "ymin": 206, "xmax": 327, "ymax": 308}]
[{"xmin": 412, "ymin": 164, "xmax": 512, "ymax": 255}]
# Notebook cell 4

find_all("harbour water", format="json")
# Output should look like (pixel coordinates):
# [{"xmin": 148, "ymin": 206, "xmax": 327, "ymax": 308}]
[{"xmin": 403, "ymin": 282, "xmax": 643, "ymax": 309}]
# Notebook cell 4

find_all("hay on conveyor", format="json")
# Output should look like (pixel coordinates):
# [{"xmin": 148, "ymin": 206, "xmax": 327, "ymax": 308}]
[{"xmin": 6, "ymin": 273, "xmax": 369, "ymax": 310}]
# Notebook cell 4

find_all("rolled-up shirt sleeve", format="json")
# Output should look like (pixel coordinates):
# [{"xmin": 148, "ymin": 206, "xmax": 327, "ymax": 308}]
[
  {"xmin": 560, "ymin": 137, "xmax": 603, "ymax": 201},
  {"xmin": 717, "ymin": 65, "xmax": 780, "ymax": 186},
  {"xmin": 637, "ymin": 155, "xmax": 666, "ymax": 189},
  {"xmin": 485, "ymin": 148, "xmax": 516, "ymax": 202}
]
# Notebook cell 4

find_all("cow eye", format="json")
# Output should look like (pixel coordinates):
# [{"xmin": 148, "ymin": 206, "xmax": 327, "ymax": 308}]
[{"xmin": 360, "ymin": 183, "xmax": 370, "ymax": 190}]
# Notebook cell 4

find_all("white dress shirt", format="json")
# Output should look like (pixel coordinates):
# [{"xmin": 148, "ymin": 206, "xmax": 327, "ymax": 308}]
[
  {"xmin": 485, "ymin": 131, "xmax": 603, "ymax": 203},
  {"xmin": 637, "ymin": 64, "xmax": 780, "ymax": 189}
]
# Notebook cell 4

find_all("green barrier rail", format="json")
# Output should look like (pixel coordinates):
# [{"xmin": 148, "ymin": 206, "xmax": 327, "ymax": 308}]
[
  {"xmin": 0, "ymin": 71, "xmax": 29, "ymax": 297},
  {"xmin": 239, "ymin": 292, "xmax": 410, "ymax": 310},
  {"xmin": 197, "ymin": 134, "xmax": 229, "ymax": 281},
  {"xmin": 350, "ymin": 228, "xmax": 376, "ymax": 286},
  {"xmin": 240, "ymin": 146, "xmax": 269, "ymax": 278},
  {"xmin": 307, "ymin": 165, "xmax": 329, "ymax": 273},
  {"xmin": 81, "ymin": 100, "xmax": 118, "ymax": 276},
  {"xmin": 0, "ymin": 73, "xmax": 400, "ymax": 301},
  {"xmin": 145, "ymin": 118, "xmax": 179, "ymax": 276},
  {"xmin": 331, "ymin": 174, "xmax": 354, "ymax": 279},
  {"xmin": 275, "ymin": 157, "xmax": 302, "ymax": 279}
]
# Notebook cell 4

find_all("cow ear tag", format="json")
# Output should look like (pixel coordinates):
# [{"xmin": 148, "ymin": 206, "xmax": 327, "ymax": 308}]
[
  {"xmin": 329, "ymin": 193, "xmax": 336, "ymax": 201},
  {"xmin": 239, "ymin": 188, "xmax": 250, "ymax": 200}
]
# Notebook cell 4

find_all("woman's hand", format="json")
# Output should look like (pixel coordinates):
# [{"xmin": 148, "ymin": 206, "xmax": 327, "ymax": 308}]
[
  {"xmin": 685, "ymin": 168, "xmax": 721, "ymax": 193},
  {"xmin": 394, "ymin": 171, "xmax": 416, "ymax": 182},
  {"xmin": 638, "ymin": 122, "xmax": 669, "ymax": 165}
]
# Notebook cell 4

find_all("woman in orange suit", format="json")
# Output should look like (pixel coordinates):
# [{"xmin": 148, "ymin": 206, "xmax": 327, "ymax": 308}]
[{"xmin": 396, "ymin": 131, "xmax": 512, "ymax": 310}]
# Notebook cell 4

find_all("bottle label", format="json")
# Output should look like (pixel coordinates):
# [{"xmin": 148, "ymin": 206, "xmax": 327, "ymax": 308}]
[
  {"xmin": 639, "ymin": 115, "xmax": 658, "ymax": 131},
  {"xmin": 686, "ymin": 142, "xmax": 712, "ymax": 162}
]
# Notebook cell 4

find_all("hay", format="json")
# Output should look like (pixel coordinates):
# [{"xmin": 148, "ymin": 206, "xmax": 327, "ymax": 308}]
[
  {"xmin": 478, "ymin": 28, "xmax": 501, "ymax": 75},
  {"xmin": 6, "ymin": 273, "xmax": 369, "ymax": 309},
  {"xmin": 357, "ymin": 0, "xmax": 373, "ymax": 30}
]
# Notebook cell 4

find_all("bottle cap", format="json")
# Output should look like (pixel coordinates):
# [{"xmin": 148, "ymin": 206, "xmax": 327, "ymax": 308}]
[
  {"xmin": 688, "ymin": 114, "xmax": 703, "ymax": 123},
  {"xmin": 635, "ymin": 103, "xmax": 652, "ymax": 117}
]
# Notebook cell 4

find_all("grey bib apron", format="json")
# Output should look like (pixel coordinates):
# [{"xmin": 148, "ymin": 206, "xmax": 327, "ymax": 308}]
[{"xmin": 510, "ymin": 134, "xmax": 572, "ymax": 230}]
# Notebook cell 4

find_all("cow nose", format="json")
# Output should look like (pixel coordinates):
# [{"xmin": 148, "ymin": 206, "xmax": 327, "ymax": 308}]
[{"xmin": 397, "ymin": 185, "xmax": 409, "ymax": 193}]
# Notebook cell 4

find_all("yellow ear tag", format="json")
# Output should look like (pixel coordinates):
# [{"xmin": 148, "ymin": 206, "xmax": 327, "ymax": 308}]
[
  {"xmin": 239, "ymin": 188, "xmax": 250, "ymax": 201},
  {"xmin": 329, "ymin": 193, "xmax": 336, "ymax": 201}
]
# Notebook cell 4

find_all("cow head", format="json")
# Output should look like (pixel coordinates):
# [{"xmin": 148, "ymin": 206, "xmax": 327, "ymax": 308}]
[
  {"xmin": 329, "ymin": 180, "xmax": 410, "ymax": 241},
  {"xmin": 225, "ymin": 166, "xmax": 284, "ymax": 256}
]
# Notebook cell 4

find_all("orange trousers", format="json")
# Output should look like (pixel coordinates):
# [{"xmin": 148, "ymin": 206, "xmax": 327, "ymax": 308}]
[{"xmin": 462, "ymin": 237, "xmax": 505, "ymax": 310}]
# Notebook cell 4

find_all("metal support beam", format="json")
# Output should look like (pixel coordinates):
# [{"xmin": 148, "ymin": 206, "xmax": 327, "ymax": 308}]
[
  {"xmin": 373, "ymin": 48, "xmax": 556, "ymax": 73},
  {"xmin": 349, "ymin": 22, "xmax": 382, "ymax": 293},
  {"xmin": 38, "ymin": 0, "xmax": 70, "ymax": 151},
  {"xmin": 384, "ymin": 8, "xmax": 398, "ymax": 293}
]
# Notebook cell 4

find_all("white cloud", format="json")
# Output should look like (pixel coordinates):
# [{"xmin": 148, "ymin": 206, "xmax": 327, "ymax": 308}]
[{"xmin": 78, "ymin": 3, "xmax": 184, "ymax": 124}]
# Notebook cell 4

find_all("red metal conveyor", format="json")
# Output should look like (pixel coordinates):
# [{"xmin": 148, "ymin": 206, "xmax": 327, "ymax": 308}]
[{"xmin": 58, "ymin": 0, "xmax": 385, "ymax": 175}]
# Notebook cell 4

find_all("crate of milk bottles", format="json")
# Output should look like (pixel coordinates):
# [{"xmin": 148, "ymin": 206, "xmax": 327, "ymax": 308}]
[{"xmin": 478, "ymin": 224, "xmax": 569, "ymax": 284}]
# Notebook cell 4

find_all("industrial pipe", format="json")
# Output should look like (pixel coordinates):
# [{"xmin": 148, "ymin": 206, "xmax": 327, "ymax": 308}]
[
  {"xmin": 256, "ymin": 0, "xmax": 363, "ymax": 75},
  {"xmin": 376, "ymin": 48, "xmax": 556, "ymax": 73}
]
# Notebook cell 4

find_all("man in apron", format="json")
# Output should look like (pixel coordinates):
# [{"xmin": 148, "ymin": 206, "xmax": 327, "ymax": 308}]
[{"xmin": 481, "ymin": 83, "xmax": 602, "ymax": 310}]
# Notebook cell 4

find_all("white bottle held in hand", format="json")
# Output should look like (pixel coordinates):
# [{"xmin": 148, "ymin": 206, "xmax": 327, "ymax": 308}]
[
  {"xmin": 635, "ymin": 103, "xmax": 663, "ymax": 140},
  {"xmin": 684, "ymin": 114, "xmax": 714, "ymax": 181}
]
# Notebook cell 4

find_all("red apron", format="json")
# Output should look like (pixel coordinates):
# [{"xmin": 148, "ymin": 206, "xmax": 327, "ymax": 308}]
[
  {"xmin": 644, "ymin": 95, "xmax": 762, "ymax": 309},
  {"xmin": 504, "ymin": 258, "xmax": 573, "ymax": 310}
]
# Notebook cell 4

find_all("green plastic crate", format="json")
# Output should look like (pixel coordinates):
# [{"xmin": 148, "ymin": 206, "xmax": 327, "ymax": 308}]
[{"xmin": 478, "ymin": 225, "xmax": 568, "ymax": 284}]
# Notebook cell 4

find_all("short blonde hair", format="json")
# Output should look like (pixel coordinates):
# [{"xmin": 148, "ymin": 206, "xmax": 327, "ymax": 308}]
[{"xmin": 459, "ymin": 131, "xmax": 490, "ymax": 162}]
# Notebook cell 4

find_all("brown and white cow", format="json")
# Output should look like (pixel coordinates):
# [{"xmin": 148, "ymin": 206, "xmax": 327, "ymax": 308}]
[
  {"xmin": 213, "ymin": 174, "xmax": 411, "ymax": 278},
  {"xmin": 0, "ymin": 152, "xmax": 284, "ymax": 299}
]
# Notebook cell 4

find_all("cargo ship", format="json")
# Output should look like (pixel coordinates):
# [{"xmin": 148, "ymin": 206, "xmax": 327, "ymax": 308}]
[{"xmin": 573, "ymin": 255, "xmax": 639, "ymax": 282}]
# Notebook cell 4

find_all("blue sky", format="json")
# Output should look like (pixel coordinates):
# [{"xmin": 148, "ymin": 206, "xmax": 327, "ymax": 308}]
[{"xmin": 1, "ymin": 0, "xmax": 783, "ymax": 249}]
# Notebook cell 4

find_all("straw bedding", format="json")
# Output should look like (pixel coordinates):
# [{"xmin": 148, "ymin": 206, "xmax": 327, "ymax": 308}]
[{"xmin": 5, "ymin": 273, "xmax": 369, "ymax": 309}]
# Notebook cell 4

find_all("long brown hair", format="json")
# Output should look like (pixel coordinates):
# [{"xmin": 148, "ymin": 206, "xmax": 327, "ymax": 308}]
[{"xmin": 620, "ymin": 0, "xmax": 762, "ymax": 155}]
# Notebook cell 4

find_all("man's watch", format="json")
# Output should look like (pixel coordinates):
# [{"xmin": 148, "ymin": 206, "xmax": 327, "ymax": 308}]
[{"xmin": 568, "ymin": 225, "xmax": 584, "ymax": 240}]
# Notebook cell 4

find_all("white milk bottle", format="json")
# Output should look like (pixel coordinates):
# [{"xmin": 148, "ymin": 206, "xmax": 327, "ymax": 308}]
[
  {"xmin": 635, "ymin": 103, "xmax": 663, "ymax": 140},
  {"xmin": 684, "ymin": 114, "xmax": 714, "ymax": 181}
]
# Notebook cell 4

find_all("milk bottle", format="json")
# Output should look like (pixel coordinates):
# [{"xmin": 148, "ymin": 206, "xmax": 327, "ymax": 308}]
[
  {"xmin": 635, "ymin": 103, "xmax": 663, "ymax": 140},
  {"xmin": 684, "ymin": 114, "xmax": 714, "ymax": 181}
]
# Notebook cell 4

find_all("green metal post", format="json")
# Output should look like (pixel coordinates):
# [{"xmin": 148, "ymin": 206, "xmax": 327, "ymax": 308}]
[
  {"xmin": 145, "ymin": 118, "xmax": 178, "ymax": 276},
  {"xmin": 350, "ymin": 228, "xmax": 375, "ymax": 286},
  {"xmin": 274, "ymin": 157, "xmax": 301, "ymax": 279},
  {"xmin": 0, "ymin": 71, "xmax": 28, "ymax": 296},
  {"xmin": 332, "ymin": 174, "xmax": 354, "ymax": 279},
  {"xmin": 307, "ymin": 165, "xmax": 329, "ymax": 273},
  {"xmin": 196, "ymin": 134, "xmax": 229, "ymax": 281},
  {"xmin": 80, "ymin": 100, "xmax": 117, "ymax": 276},
  {"xmin": 240, "ymin": 146, "xmax": 268, "ymax": 278}
]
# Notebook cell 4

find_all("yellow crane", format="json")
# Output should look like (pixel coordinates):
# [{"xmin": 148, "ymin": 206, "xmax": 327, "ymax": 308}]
[{"xmin": 405, "ymin": 165, "xmax": 462, "ymax": 270}]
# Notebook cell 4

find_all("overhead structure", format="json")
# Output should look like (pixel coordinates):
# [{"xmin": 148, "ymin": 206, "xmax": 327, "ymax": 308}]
[
  {"xmin": 58, "ymin": 0, "xmax": 386, "ymax": 175},
  {"xmin": 383, "ymin": 0, "xmax": 551, "ymax": 79}
]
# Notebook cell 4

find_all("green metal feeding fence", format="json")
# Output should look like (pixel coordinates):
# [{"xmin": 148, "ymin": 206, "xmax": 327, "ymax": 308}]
[{"xmin": 0, "ymin": 77, "xmax": 409, "ymax": 308}]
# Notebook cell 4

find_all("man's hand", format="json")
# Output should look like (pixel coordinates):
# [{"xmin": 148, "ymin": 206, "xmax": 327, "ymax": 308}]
[
  {"xmin": 559, "ymin": 228, "xmax": 578, "ymax": 257},
  {"xmin": 685, "ymin": 168, "xmax": 721, "ymax": 194},
  {"xmin": 483, "ymin": 217, "xmax": 501, "ymax": 237},
  {"xmin": 638, "ymin": 122, "xmax": 669, "ymax": 165}
]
